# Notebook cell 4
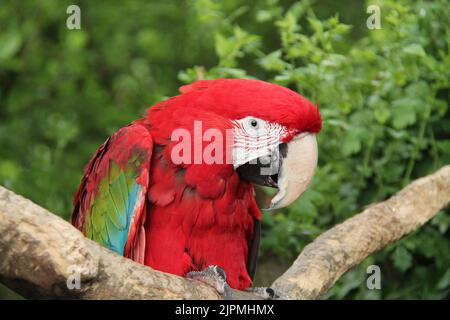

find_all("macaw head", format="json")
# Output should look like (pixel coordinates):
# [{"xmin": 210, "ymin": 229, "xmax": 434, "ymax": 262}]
[{"xmin": 148, "ymin": 78, "xmax": 322, "ymax": 210}]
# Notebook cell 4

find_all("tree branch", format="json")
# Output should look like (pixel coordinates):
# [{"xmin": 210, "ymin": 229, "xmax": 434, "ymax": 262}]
[
  {"xmin": 271, "ymin": 165, "xmax": 450, "ymax": 299},
  {"xmin": 0, "ymin": 165, "xmax": 449, "ymax": 299}
]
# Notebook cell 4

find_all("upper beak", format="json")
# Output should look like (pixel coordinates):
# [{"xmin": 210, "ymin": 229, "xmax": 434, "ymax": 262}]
[
  {"xmin": 267, "ymin": 133, "xmax": 318, "ymax": 210},
  {"xmin": 236, "ymin": 133, "xmax": 318, "ymax": 210}
]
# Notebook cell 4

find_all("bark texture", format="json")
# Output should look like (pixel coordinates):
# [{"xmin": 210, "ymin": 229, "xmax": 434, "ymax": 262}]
[
  {"xmin": 271, "ymin": 165, "xmax": 450, "ymax": 299},
  {"xmin": 1, "ymin": 165, "xmax": 449, "ymax": 300}
]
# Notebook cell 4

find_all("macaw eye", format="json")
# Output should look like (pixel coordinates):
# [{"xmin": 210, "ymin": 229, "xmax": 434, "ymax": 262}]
[{"xmin": 250, "ymin": 119, "xmax": 259, "ymax": 128}]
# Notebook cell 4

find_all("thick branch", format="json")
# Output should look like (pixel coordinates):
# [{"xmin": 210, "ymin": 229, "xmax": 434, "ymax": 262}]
[
  {"xmin": 0, "ymin": 165, "xmax": 449, "ymax": 299},
  {"xmin": 0, "ymin": 186, "xmax": 256, "ymax": 299},
  {"xmin": 271, "ymin": 165, "xmax": 450, "ymax": 299}
]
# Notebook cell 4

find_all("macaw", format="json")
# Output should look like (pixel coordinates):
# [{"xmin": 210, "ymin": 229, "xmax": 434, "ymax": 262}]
[{"xmin": 72, "ymin": 78, "xmax": 321, "ymax": 298}]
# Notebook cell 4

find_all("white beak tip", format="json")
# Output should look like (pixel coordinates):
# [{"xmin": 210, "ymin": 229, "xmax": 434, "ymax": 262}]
[{"xmin": 263, "ymin": 133, "xmax": 318, "ymax": 211}]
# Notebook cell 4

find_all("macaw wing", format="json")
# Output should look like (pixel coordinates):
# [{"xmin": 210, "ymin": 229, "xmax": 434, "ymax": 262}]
[{"xmin": 72, "ymin": 124, "xmax": 152, "ymax": 263}]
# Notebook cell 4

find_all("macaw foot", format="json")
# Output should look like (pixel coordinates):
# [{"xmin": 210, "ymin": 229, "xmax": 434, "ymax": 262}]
[
  {"xmin": 246, "ymin": 287, "xmax": 281, "ymax": 300},
  {"xmin": 186, "ymin": 265, "xmax": 233, "ymax": 300}
]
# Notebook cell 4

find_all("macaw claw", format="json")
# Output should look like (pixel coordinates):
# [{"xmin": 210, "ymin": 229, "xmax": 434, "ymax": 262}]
[
  {"xmin": 186, "ymin": 265, "xmax": 233, "ymax": 300},
  {"xmin": 246, "ymin": 286, "xmax": 281, "ymax": 300}
]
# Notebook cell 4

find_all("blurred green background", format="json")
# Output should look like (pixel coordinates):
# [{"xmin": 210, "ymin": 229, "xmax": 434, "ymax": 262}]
[{"xmin": 0, "ymin": 0, "xmax": 449, "ymax": 299}]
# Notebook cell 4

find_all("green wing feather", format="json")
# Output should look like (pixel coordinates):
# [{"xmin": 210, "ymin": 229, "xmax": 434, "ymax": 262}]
[
  {"xmin": 72, "ymin": 125, "xmax": 153, "ymax": 259},
  {"xmin": 88, "ymin": 158, "xmax": 144, "ymax": 255}
]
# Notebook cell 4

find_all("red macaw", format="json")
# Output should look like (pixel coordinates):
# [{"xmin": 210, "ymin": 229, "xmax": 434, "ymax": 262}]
[{"xmin": 72, "ymin": 78, "xmax": 321, "ymax": 298}]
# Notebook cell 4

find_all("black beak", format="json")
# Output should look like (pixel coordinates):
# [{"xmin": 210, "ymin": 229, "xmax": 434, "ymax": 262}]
[{"xmin": 237, "ymin": 143, "xmax": 287, "ymax": 188}]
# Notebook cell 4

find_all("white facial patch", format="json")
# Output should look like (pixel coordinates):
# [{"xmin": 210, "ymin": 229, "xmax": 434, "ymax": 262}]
[{"xmin": 231, "ymin": 116, "xmax": 287, "ymax": 169}]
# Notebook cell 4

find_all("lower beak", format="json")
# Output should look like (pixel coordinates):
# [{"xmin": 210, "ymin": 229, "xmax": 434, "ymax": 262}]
[
  {"xmin": 267, "ymin": 133, "xmax": 318, "ymax": 210},
  {"xmin": 236, "ymin": 133, "xmax": 318, "ymax": 210}
]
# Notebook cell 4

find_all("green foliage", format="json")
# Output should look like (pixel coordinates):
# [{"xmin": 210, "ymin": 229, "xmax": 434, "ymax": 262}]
[{"xmin": 0, "ymin": 0, "xmax": 449, "ymax": 299}]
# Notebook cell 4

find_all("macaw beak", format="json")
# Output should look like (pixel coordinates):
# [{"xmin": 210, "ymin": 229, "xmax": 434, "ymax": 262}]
[
  {"xmin": 236, "ymin": 133, "xmax": 318, "ymax": 210},
  {"xmin": 267, "ymin": 133, "xmax": 318, "ymax": 209}
]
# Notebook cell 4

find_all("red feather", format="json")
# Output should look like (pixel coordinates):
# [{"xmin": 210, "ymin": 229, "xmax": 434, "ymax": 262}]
[{"xmin": 73, "ymin": 78, "xmax": 322, "ymax": 290}]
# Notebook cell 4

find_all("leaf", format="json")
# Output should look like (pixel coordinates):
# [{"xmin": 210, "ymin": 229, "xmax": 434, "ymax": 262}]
[
  {"xmin": 368, "ymin": 95, "xmax": 391, "ymax": 124},
  {"xmin": 403, "ymin": 44, "xmax": 426, "ymax": 57},
  {"xmin": 431, "ymin": 212, "xmax": 450, "ymax": 234},
  {"xmin": 307, "ymin": 17, "xmax": 323, "ymax": 34},
  {"xmin": 437, "ymin": 269, "xmax": 450, "ymax": 290},
  {"xmin": 391, "ymin": 98, "xmax": 419, "ymax": 129},
  {"xmin": 276, "ymin": 12, "xmax": 298, "ymax": 33},
  {"xmin": 392, "ymin": 246, "xmax": 413, "ymax": 272},
  {"xmin": 256, "ymin": 10, "xmax": 272, "ymax": 22},
  {"xmin": 258, "ymin": 50, "xmax": 288, "ymax": 71},
  {"xmin": 0, "ymin": 31, "xmax": 22, "ymax": 61},
  {"xmin": 0, "ymin": 160, "xmax": 21, "ymax": 182},
  {"xmin": 214, "ymin": 33, "xmax": 233, "ymax": 60},
  {"xmin": 342, "ymin": 130, "xmax": 362, "ymax": 156}
]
